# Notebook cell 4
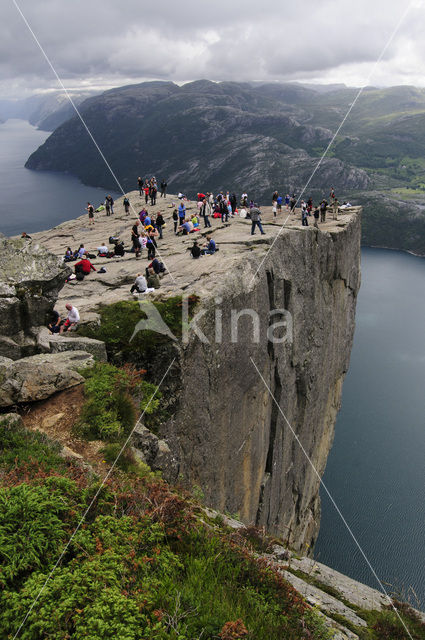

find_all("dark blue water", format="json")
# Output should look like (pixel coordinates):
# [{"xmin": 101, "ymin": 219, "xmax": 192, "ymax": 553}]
[
  {"xmin": 2, "ymin": 118, "xmax": 425, "ymax": 608},
  {"xmin": 0, "ymin": 119, "xmax": 119, "ymax": 236},
  {"xmin": 316, "ymin": 247, "xmax": 425, "ymax": 608}
]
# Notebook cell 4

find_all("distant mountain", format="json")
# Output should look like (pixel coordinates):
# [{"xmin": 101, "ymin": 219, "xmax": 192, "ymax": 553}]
[
  {"xmin": 25, "ymin": 80, "xmax": 425, "ymax": 254},
  {"xmin": 25, "ymin": 80, "xmax": 369, "ymax": 197},
  {"xmin": 0, "ymin": 90, "xmax": 98, "ymax": 131}
]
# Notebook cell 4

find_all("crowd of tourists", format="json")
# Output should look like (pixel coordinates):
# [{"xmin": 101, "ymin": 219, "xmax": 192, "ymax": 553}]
[{"xmin": 48, "ymin": 178, "xmax": 352, "ymax": 330}]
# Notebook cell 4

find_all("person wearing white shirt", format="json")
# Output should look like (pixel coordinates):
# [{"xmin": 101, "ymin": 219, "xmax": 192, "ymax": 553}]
[{"xmin": 60, "ymin": 304, "xmax": 80, "ymax": 333}]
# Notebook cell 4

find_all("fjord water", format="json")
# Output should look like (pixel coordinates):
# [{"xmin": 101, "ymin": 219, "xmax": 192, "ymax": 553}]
[
  {"xmin": 0, "ymin": 119, "xmax": 119, "ymax": 236},
  {"xmin": 1, "ymin": 118, "xmax": 425, "ymax": 609},
  {"xmin": 315, "ymin": 247, "xmax": 425, "ymax": 608}
]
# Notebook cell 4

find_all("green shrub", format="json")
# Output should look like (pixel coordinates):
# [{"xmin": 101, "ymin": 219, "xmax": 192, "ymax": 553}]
[
  {"xmin": 0, "ymin": 419, "xmax": 67, "ymax": 476},
  {"xmin": 75, "ymin": 362, "xmax": 144, "ymax": 442},
  {"xmin": 0, "ymin": 478, "xmax": 81, "ymax": 588}
]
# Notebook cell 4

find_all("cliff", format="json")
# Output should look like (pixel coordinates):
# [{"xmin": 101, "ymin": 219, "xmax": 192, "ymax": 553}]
[
  {"xmin": 164, "ymin": 209, "xmax": 361, "ymax": 549},
  {"xmin": 28, "ymin": 194, "xmax": 361, "ymax": 550}
]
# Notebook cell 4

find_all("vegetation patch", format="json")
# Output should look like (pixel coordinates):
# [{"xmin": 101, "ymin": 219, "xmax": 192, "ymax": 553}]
[
  {"xmin": 0, "ymin": 420, "xmax": 336, "ymax": 640},
  {"xmin": 78, "ymin": 296, "xmax": 199, "ymax": 370},
  {"xmin": 73, "ymin": 362, "xmax": 160, "ymax": 442}
]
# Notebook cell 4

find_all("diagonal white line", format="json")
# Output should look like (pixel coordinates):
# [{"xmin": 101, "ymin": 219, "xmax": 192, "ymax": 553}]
[
  {"xmin": 250, "ymin": 356, "xmax": 414, "ymax": 640},
  {"xmin": 11, "ymin": 0, "xmax": 176, "ymax": 283},
  {"xmin": 250, "ymin": 0, "xmax": 420, "ymax": 285},
  {"xmin": 12, "ymin": 357, "xmax": 176, "ymax": 640}
]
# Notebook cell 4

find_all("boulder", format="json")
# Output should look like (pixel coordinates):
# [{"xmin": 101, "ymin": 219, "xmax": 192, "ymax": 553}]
[
  {"xmin": 132, "ymin": 422, "xmax": 179, "ymax": 483},
  {"xmin": 0, "ymin": 351, "xmax": 93, "ymax": 407},
  {"xmin": 49, "ymin": 335, "xmax": 107, "ymax": 362},
  {"xmin": 0, "ymin": 234, "xmax": 70, "ymax": 359}
]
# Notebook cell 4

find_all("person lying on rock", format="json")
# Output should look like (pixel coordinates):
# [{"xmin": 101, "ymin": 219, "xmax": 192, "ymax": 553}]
[
  {"xmin": 47, "ymin": 309, "xmax": 61, "ymax": 334},
  {"xmin": 60, "ymin": 304, "xmax": 80, "ymax": 333},
  {"xmin": 74, "ymin": 257, "xmax": 96, "ymax": 276}
]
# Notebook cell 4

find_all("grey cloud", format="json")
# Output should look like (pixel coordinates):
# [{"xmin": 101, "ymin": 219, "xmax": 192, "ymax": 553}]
[{"xmin": 1, "ymin": 0, "xmax": 424, "ymax": 97}]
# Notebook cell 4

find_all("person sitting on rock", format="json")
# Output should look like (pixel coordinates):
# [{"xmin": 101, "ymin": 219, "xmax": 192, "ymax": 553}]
[
  {"xmin": 60, "ymin": 303, "xmax": 80, "ymax": 333},
  {"xmin": 201, "ymin": 235, "xmax": 217, "ymax": 255},
  {"xmin": 74, "ymin": 244, "xmax": 86, "ymax": 259},
  {"xmin": 145, "ymin": 258, "xmax": 165, "ymax": 279},
  {"xmin": 130, "ymin": 273, "xmax": 148, "ymax": 294},
  {"xmin": 113, "ymin": 241, "xmax": 125, "ymax": 257},
  {"xmin": 48, "ymin": 309, "xmax": 61, "ymax": 334},
  {"xmin": 96, "ymin": 242, "xmax": 109, "ymax": 257},
  {"xmin": 21, "ymin": 231, "xmax": 32, "ymax": 240},
  {"xmin": 147, "ymin": 268, "xmax": 161, "ymax": 289},
  {"xmin": 179, "ymin": 219, "xmax": 193, "ymax": 235},
  {"xmin": 74, "ymin": 256, "xmax": 96, "ymax": 276},
  {"xmin": 64, "ymin": 247, "xmax": 74, "ymax": 261},
  {"xmin": 189, "ymin": 240, "xmax": 201, "ymax": 259}
]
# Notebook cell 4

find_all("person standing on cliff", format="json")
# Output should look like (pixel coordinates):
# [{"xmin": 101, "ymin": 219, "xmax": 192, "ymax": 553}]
[
  {"xmin": 155, "ymin": 212, "xmax": 165, "ymax": 239},
  {"xmin": 131, "ymin": 220, "xmax": 141, "ymax": 258},
  {"xmin": 313, "ymin": 206, "xmax": 320, "ymax": 228},
  {"xmin": 201, "ymin": 198, "xmax": 212, "ymax": 228},
  {"xmin": 332, "ymin": 198, "xmax": 340, "ymax": 220},
  {"xmin": 86, "ymin": 202, "xmax": 95, "ymax": 226},
  {"xmin": 138, "ymin": 176, "xmax": 143, "ymax": 196},
  {"xmin": 178, "ymin": 201, "xmax": 186, "ymax": 226},
  {"xmin": 160, "ymin": 180, "xmax": 167, "ymax": 198},
  {"xmin": 104, "ymin": 196, "xmax": 111, "ymax": 216},
  {"xmin": 106, "ymin": 195, "xmax": 114, "ymax": 214},
  {"xmin": 320, "ymin": 199, "xmax": 328, "ymax": 222},
  {"xmin": 229, "ymin": 193, "xmax": 237, "ymax": 215},
  {"xmin": 250, "ymin": 205, "xmax": 266, "ymax": 235}
]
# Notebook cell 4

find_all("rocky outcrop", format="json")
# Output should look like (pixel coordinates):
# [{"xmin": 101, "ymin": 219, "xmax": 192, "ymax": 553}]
[
  {"xmin": 48, "ymin": 335, "xmax": 107, "ymax": 362},
  {"xmin": 0, "ymin": 234, "xmax": 70, "ymax": 359},
  {"xmin": 0, "ymin": 351, "xmax": 93, "ymax": 407},
  {"xmin": 132, "ymin": 422, "xmax": 179, "ymax": 484}
]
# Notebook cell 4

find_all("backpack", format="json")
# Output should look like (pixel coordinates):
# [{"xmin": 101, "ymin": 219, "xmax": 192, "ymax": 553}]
[{"xmin": 76, "ymin": 271, "xmax": 85, "ymax": 281}]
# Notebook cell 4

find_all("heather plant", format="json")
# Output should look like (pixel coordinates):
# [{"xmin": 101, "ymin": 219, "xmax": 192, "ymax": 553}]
[{"xmin": 74, "ymin": 362, "xmax": 160, "ymax": 442}]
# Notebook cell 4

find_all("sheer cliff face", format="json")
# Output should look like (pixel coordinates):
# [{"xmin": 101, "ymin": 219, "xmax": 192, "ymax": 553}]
[{"xmin": 164, "ymin": 213, "xmax": 361, "ymax": 550}]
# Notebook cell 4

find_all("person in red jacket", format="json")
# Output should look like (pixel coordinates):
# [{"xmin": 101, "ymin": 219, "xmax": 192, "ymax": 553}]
[{"xmin": 74, "ymin": 257, "xmax": 96, "ymax": 275}]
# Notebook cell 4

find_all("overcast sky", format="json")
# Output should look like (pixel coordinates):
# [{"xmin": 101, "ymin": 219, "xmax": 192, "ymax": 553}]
[{"xmin": 1, "ymin": 0, "xmax": 425, "ymax": 98}]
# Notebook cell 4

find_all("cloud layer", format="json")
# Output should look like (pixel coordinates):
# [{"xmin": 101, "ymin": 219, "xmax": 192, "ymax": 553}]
[{"xmin": 2, "ymin": 0, "xmax": 425, "ymax": 97}]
